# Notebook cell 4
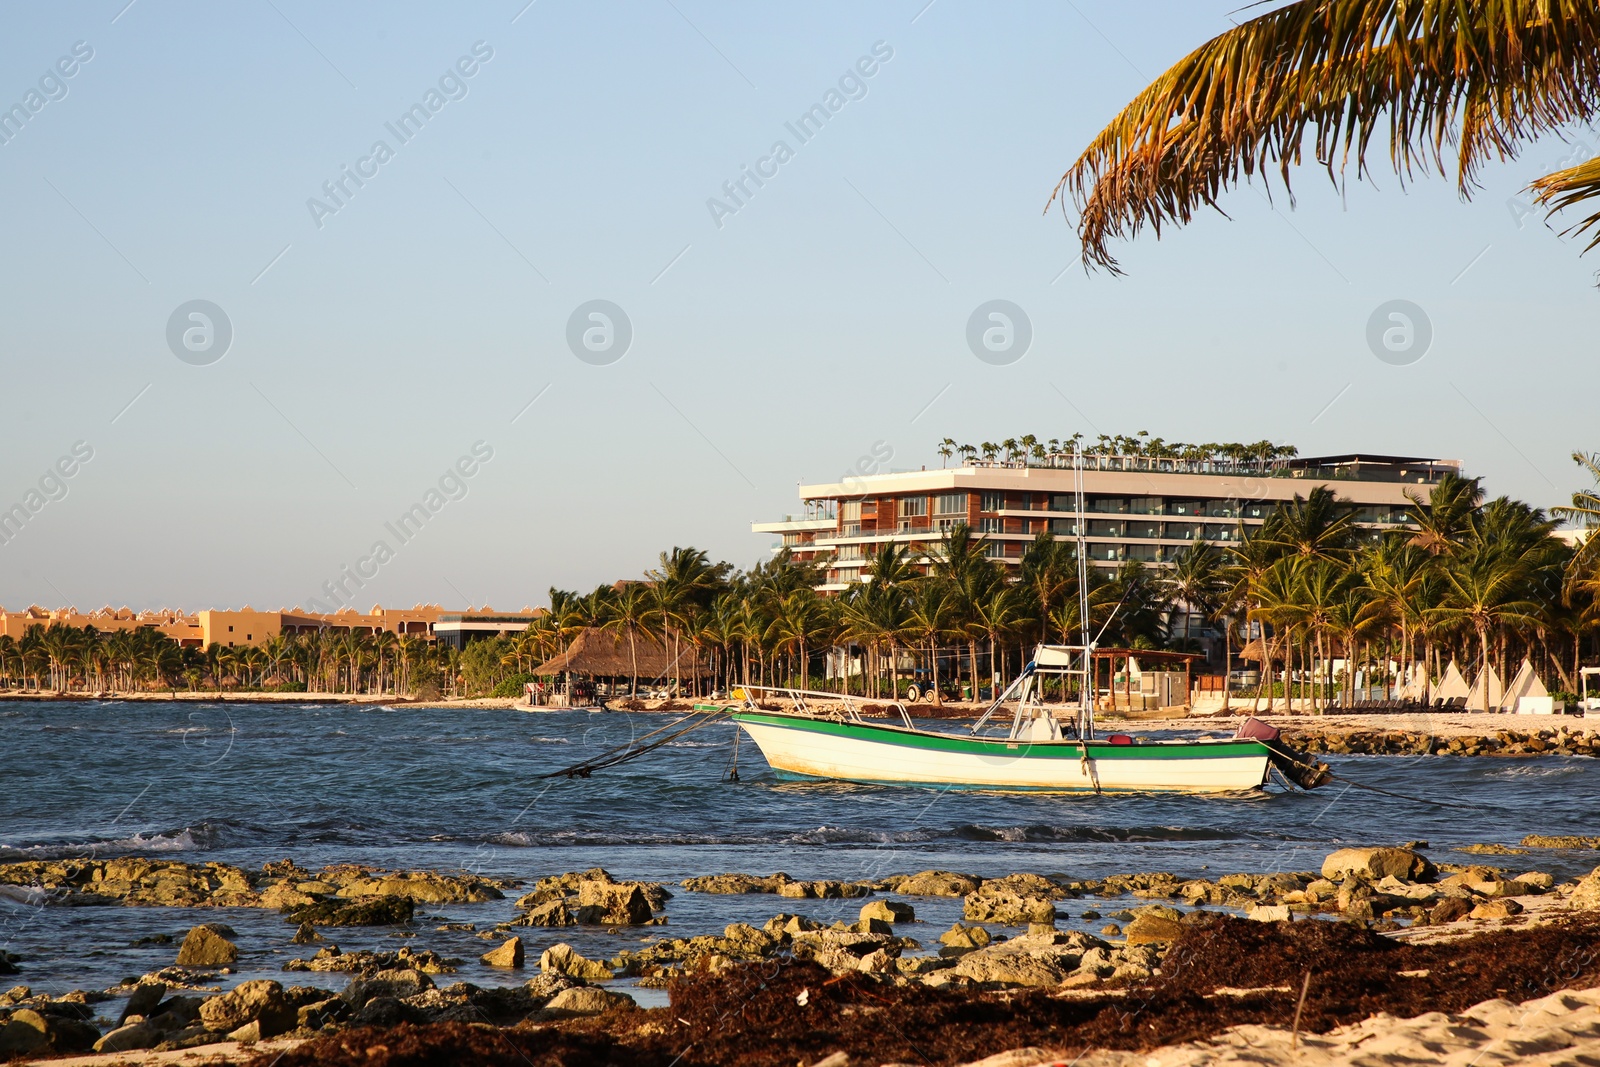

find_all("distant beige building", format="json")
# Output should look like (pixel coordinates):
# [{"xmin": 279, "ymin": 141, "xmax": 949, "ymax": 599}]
[{"xmin": 0, "ymin": 603, "xmax": 544, "ymax": 649}]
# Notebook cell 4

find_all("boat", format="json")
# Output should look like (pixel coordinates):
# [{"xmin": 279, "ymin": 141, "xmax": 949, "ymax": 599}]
[{"xmin": 720, "ymin": 645, "xmax": 1326, "ymax": 794}]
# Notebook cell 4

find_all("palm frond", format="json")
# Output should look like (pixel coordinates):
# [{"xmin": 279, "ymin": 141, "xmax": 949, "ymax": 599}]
[{"xmin": 1052, "ymin": 0, "xmax": 1600, "ymax": 272}]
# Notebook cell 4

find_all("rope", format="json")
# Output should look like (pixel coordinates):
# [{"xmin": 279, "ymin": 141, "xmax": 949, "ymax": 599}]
[
  {"xmin": 1270, "ymin": 745, "xmax": 1483, "ymax": 810},
  {"xmin": 536, "ymin": 706, "xmax": 730, "ymax": 779}
]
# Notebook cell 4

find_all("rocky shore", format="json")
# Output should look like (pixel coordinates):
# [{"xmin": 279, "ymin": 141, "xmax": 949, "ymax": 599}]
[{"xmin": 5, "ymin": 846, "xmax": 1600, "ymax": 1065}]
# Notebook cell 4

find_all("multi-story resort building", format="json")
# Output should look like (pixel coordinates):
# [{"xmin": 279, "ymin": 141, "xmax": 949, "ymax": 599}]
[{"xmin": 753, "ymin": 451, "xmax": 1459, "ymax": 593}]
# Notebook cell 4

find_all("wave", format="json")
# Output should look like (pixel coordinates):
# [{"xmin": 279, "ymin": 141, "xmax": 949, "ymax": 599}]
[{"xmin": 0, "ymin": 822, "xmax": 226, "ymax": 862}]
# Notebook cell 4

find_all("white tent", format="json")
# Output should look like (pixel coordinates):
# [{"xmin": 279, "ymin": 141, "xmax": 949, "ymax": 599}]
[
  {"xmin": 1435, "ymin": 660, "xmax": 1470, "ymax": 703},
  {"xmin": 1466, "ymin": 664, "xmax": 1505, "ymax": 712},
  {"xmin": 1501, "ymin": 659, "xmax": 1542, "ymax": 712},
  {"xmin": 1503, "ymin": 658, "xmax": 1552, "ymax": 713},
  {"xmin": 1399, "ymin": 661, "xmax": 1430, "ymax": 702}
]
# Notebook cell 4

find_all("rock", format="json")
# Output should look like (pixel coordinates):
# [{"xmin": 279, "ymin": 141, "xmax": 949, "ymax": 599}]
[
  {"xmin": 1124, "ymin": 914, "xmax": 1186, "ymax": 945},
  {"xmin": 344, "ymin": 968, "xmax": 433, "ymax": 1009},
  {"xmin": 353, "ymin": 996, "xmax": 410, "ymax": 1026},
  {"xmin": 1430, "ymin": 898, "xmax": 1472, "ymax": 924},
  {"xmin": 1570, "ymin": 867, "xmax": 1600, "ymax": 909},
  {"xmin": 883, "ymin": 870, "xmax": 981, "ymax": 897},
  {"xmin": 175, "ymin": 924, "xmax": 239, "ymax": 967},
  {"xmin": 1471, "ymin": 898, "xmax": 1525, "ymax": 920},
  {"xmin": 197, "ymin": 979, "xmax": 295, "ymax": 1036},
  {"xmin": 297, "ymin": 997, "xmax": 349, "ymax": 1029},
  {"xmin": 860, "ymin": 899, "xmax": 915, "ymax": 925},
  {"xmin": 1247, "ymin": 905, "xmax": 1292, "ymax": 922},
  {"xmin": 938, "ymin": 923, "xmax": 991, "ymax": 951},
  {"xmin": 1321, "ymin": 847, "xmax": 1435, "ymax": 883},
  {"xmin": 288, "ymin": 896, "xmax": 414, "ymax": 926},
  {"xmin": 539, "ymin": 943, "xmax": 613, "ymax": 981},
  {"xmin": 35, "ymin": 1016, "xmax": 97, "ymax": 1053},
  {"xmin": 680, "ymin": 872, "xmax": 793, "ymax": 894},
  {"xmin": 950, "ymin": 931, "xmax": 1100, "ymax": 988},
  {"xmin": 577, "ymin": 880, "xmax": 654, "ymax": 925},
  {"xmin": 291, "ymin": 923, "xmax": 323, "ymax": 944},
  {"xmin": 1100, "ymin": 924, "xmax": 1122, "ymax": 937},
  {"xmin": 1514, "ymin": 871, "xmax": 1556, "ymax": 890},
  {"xmin": 93, "ymin": 1021, "xmax": 162, "ymax": 1054},
  {"xmin": 963, "ymin": 885, "xmax": 1057, "ymax": 926},
  {"xmin": 0, "ymin": 1008, "xmax": 50, "ymax": 1055},
  {"xmin": 1521, "ymin": 834, "xmax": 1600, "ymax": 849},
  {"xmin": 511, "ymin": 899, "xmax": 580, "ymax": 927},
  {"xmin": 332, "ymin": 871, "xmax": 503, "ymax": 904},
  {"xmin": 481, "ymin": 937, "xmax": 524, "ymax": 969},
  {"xmin": 790, "ymin": 930, "xmax": 904, "ymax": 974},
  {"xmin": 119, "ymin": 980, "xmax": 167, "ymax": 1025},
  {"xmin": 542, "ymin": 986, "xmax": 636, "ymax": 1017}
]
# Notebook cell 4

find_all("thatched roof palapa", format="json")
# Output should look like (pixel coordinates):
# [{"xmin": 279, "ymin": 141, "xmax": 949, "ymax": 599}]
[{"xmin": 532, "ymin": 627, "xmax": 708, "ymax": 678}]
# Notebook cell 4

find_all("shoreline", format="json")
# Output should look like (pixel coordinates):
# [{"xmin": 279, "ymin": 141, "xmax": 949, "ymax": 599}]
[
  {"xmin": 3, "ymin": 851, "xmax": 1599, "ymax": 1065},
  {"xmin": 5, "ymin": 695, "xmax": 1596, "ymax": 759}
]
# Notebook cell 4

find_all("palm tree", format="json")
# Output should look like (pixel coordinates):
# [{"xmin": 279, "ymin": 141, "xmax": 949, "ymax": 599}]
[
  {"xmin": 1052, "ymin": 2, "xmax": 1600, "ymax": 273},
  {"xmin": 601, "ymin": 582, "xmax": 655, "ymax": 695},
  {"xmin": 1406, "ymin": 472, "xmax": 1485, "ymax": 557},
  {"xmin": 1430, "ymin": 555, "xmax": 1542, "ymax": 704},
  {"xmin": 763, "ymin": 588, "xmax": 829, "ymax": 688},
  {"xmin": 1260, "ymin": 488, "xmax": 1358, "ymax": 564},
  {"xmin": 1158, "ymin": 540, "xmax": 1224, "ymax": 653}
]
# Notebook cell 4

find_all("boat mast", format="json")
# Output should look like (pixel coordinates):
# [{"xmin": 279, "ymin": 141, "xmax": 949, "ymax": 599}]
[{"xmin": 1075, "ymin": 447, "xmax": 1094, "ymax": 740}]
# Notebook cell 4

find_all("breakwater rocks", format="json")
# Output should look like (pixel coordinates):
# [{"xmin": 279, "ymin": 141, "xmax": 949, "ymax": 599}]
[
  {"xmin": 1284, "ymin": 724, "xmax": 1600, "ymax": 757},
  {"xmin": 5, "ymin": 854, "xmax": 1600, "ymax": 1058},
  {"xmin": 0, "ymin": 857, "xmax": 508, "ymax": 911}
]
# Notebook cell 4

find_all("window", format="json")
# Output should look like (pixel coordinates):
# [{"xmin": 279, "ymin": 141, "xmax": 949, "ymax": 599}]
[
  {"xmin": 1089, "ymin": 496, "xmax": 1128, "ymax": 514},
  {"xmin": 1241, "ymin": 501, "xmax": 1268, "ymax": 520},
  {"xmin": 841, "ymin": 500, "xmax": 862, "ymax": 521},
  {"xmin": 1089, "ymin": 520, "xmax": 1122, "ymax": 538},
  {"xmin": 1166, "ymin": 522, "xmax": 1202, "ymax": 541},
  {"xmin": 1126, "ymin": 544, "xmax": 1160, "ymax": 562},
  {"xmin": 1129, "ymin": 497, "xmax": 1162, "ymax": 515},
  {"xmin": 1168, "ymin": 500, "xmax": 1205, "ymax": 516},
  {"xmin": 980, "ymin": 491, "xmax": 1005, "ymax": 512},
  {"xmin": 935, "ymin": 492, "xmax": 967, "ymax": 515},
  {"xmin": 1207, "ymin": 499, "xmax": 1239, "ymax": 518},
  {"xmin": 1127, "ymin": 520, "xmax": 1161, "ymax": 539},
  {"xmin": 934, "ymin": 516, "xmax": 962, "ymax": 532},
  {"xmin": 1049, "ymin": 518, "xmax": 1079, "ymax": 536},
  {"xmin": 899, "ymin": 496, "xmax": 926, "ymax": 517},
  {"xmin": 1204, "ymin": 524, "xmax": 1239, "ymax": 542},
  {"xmin": 1050, "ymin": 494, "xmax": 1076, "ymax": 512},
  {"xmin": 228, "ymin": 625, "xmax": 234, "ymax": 633},
  {"xmin": 978, "ymin": 517, "xmax": 1003, "ymax": 533}
]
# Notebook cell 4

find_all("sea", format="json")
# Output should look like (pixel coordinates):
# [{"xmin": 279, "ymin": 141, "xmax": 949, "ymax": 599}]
[{"xmin": 3, "ymin": 700, "xmax": 1599, "ymax": 1007}]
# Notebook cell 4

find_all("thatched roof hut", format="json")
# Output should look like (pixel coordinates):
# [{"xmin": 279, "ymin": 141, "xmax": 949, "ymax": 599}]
[
  {"xmin": 532, "ymin": 627, "xmax": 707, "ymax": 678},
  {"xmin": 1238, "ymin": 637, "xmax": 1285, "ymax": 665}
]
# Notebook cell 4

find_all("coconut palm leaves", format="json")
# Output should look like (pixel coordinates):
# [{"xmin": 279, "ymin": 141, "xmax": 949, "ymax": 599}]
[{"xmin": 1053, "ymin": 0, "xmax": 1600, "ymax": 271}]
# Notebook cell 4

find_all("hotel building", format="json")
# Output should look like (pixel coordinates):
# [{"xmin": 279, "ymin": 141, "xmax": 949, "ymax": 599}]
[{"xmin": 753, "ymin": 452, "xmax": 1458, "ymax": 592}]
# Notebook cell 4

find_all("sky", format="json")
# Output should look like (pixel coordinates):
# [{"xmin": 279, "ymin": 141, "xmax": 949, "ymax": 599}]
[{"xmin": 1, "ymin": 1, "xmax": 1597, "ymax": 614}]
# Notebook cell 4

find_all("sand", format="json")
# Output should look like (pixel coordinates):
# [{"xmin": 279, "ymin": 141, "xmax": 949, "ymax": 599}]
[{"xmin": 964, "ymin": 984, "xmax": 1600, "ymax": 1066}]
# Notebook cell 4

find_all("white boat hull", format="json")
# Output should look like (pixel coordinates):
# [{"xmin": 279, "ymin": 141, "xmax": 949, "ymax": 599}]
[{"xmin": 733, "ymin": 712, "xmax": 1271, "ymax": 794}]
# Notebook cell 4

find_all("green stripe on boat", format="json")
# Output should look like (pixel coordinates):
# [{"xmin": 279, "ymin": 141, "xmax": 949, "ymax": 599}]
[{"xmin": 730, "ymin": 711, "xmax": 1267, "ymax": 760}]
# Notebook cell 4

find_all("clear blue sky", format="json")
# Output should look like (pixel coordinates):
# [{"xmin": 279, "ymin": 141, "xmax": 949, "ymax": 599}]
[{"xmin": 1, "ymin": 1, "xmax": 1595, "ymax": 613}]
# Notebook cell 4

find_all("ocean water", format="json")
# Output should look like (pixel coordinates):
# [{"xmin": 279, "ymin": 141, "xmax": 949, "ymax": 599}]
[{"xmin": 3, "ymin": 701, "xmax": 1598, "ymax": 1004}]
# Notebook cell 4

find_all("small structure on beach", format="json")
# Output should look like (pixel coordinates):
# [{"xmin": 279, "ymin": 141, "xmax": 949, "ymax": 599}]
[
  {"xmin": 531, "ymin": 627, "xmax": 707, "ymax": 701},
  {"xmin": 1466, "ymin": 664, "xmax": 1505, "ymax": 712},
  {"xmin": 1435, "ymin": 660, "xmax": 1471, "ymax": 705}
]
